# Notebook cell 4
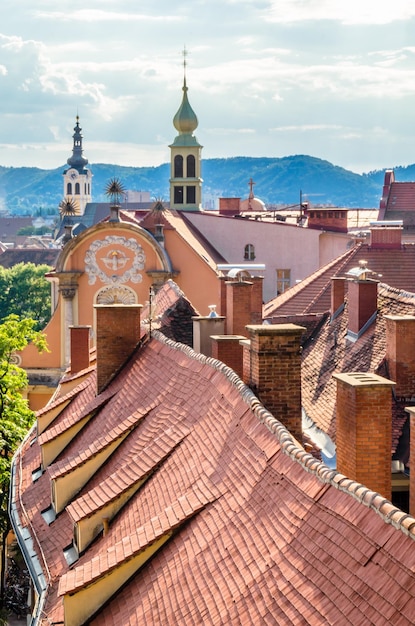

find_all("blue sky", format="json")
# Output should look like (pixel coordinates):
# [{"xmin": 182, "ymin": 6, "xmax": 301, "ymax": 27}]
[{"xmin": 1, "ymin": 0, "xmax": 415, "ymax": 173}]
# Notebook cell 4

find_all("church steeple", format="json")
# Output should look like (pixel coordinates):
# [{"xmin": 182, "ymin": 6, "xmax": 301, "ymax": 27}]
[
  {"xmin": 67, "ymin": 116, "xmax": 89, "ymax": 171},
  {"xmin": 169, "ymin": 50, "xmax": 203, "ymax": 211},
  {"xmin": 63, "ymin": 116, "xmax": 92, "ymax": 215}
]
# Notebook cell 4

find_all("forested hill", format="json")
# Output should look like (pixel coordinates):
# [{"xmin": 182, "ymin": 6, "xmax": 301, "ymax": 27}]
[{"xmin": 1, "ymin": 155, "xmax": 414, "ymax": 214}]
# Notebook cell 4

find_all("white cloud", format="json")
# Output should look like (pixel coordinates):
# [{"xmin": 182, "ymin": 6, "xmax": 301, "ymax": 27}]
[
  {"xmin": 35, "ymin": 9, "xmax": 182, "ymax": 23},
  {"xmin": 265, "ymin": 0, "xmax": 415, "ymax": 25}
]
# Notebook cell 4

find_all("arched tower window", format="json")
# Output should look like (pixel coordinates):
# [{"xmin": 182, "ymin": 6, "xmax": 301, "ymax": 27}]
[
  {"xmin": 75, "ymin": 182, "xmax": 80, "ymax": 195},
  {"xmin": 174, "ymin": 155, "xmax": 183, "ymax": 178},
  {"xmin": 67, "ymin": 182, "xmax": 72, "ymax": 195},
  {"xmin": 244, "ymin": 244, "xmax": 255, "ymax": 260},
  {"xmin": 187, "ymin": 155, "xmax": 196, "ymax": 178}
]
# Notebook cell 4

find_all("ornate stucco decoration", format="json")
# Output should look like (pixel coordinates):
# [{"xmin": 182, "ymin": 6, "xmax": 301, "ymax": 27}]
[
  {"xmin": 96, "ymin": 286, "xmax": 137, "ymax": 305},
  {"xmin": 85, "ymin": 236, "xmax": 145, "ymax": 286}
]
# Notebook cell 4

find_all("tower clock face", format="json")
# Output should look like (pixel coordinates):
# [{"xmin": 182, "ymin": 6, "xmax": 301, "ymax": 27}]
[{"xmin": 70, "ymin": 171, "xmax": 78, "ymax": 180}]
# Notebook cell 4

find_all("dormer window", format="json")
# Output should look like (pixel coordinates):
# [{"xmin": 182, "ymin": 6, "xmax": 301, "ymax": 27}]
[{"xmin": 244, "ymin": 244, "xmax": 255, "ymax": 260}]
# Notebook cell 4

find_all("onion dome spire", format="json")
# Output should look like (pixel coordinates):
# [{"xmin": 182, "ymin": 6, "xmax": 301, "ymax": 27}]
[
  {"xmin": 66, "ymin": 115, "xmax": 89, "ymax": 171},
  {"xmin": 172, "ymin": 47, "xmax": 199, "ymax": 136}
]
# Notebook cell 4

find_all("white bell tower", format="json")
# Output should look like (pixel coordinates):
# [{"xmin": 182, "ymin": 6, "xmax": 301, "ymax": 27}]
[
  {"xmin": 170, "ymin": 52, "xmax": 203, "ymax": 211},
  {"xmin": 63, "ymin": 116, "xmax": 92, "ymax": 215}
]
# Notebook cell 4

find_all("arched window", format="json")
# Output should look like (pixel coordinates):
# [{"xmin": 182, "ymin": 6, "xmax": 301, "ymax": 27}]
[
  {"xmin": 244, "ymin": 244, "xmax": 255, "ymax": 260},
  {"xmin": 174, "ymin": 155, "xmax": 183, "ymax": 178},
  {"xmin": 75, "ymin": 182, "xmax": 80, "ymax": 195},
  {"xmin": 67, "ymin": 182, "xmax": 72, "ymax": 195},
  {"xmin": 187, "ymin": 155, "xmax": 196, "ymax": 177}
]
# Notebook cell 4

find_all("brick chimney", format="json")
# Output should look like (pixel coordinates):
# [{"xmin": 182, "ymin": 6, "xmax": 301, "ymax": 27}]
[
  {"xmin": 210, "ymin": 335, "xmax": 245, "ymax": 378},
  {"xmin": 95, "ymin": 304, "xmax": 142, "ymax": 394},
  {"xmin": 370, "ymin": 224, "xmax": 402, "ymax": 249},
  {"xmin": 69, "ymin": 326, "xmax": 91, "ymax": 374},
  {"xmin": 333, "ymin": 372, "xmax": 395, "ymax": 500},
  {"xmin": 331, "ymin": 277, "xmax": 346, "ymax": 319},
  {"xmin": 385, "ymin": 315, "xmax": 415, "ymax": 400},
  {"xmin": 219, "ymin": 197, "xmax": 241, "ymax": 216},
  {"xmin": 245, "ymin": 324, "xmax": 305, "ymax": 443},
  {"xmin": 250, "ymin": 276, "xmax": 264, "ymax": 324},
  {"xmin": 226, "ymin": 280, "xmax": 253, "ymax": 336},
  {"xmin": 347, "ymin": 274, "xmax": 378, "ymax": 340},
  {"xmin": 406, "ymin": 407, "xmax": 415, "ymax": 517}
]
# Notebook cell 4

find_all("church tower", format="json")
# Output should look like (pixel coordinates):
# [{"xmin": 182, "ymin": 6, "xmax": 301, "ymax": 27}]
[
  {"xmin": 63, "ymin": 116, "xmax": 92, "ymax": 215},
  {"xmin": 170, "ymin": 54, "xmax": 203, "ymax": 211}
]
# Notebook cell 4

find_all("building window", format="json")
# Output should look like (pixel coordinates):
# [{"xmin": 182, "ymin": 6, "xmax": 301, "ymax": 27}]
[
  {"xmin": 174, "ymin": 155, "xmax": 183, "ymax": 178},
  {"xmin": 276, "ymin": 269, "xmax": 290, "ymax": 295},
  {"xmin": 244, "ymin": 244, "xmax": 255, "ymax": 260},
  {"xmin": 174, "ymin": 186, "xmax": 184, "ymax": 204},
  {"xmin": 186, "ymin": 186, "xmax": 196, "ymax": 204},
  {"xmin": 67, "ymin": 182, "xmax": 72, "ymax": 195},
  {"xmin": 75, "ymin": 182, "xmax": 80, "ymax": 195},
  {"xmin": 187, "ymin": 155, "xmax": 196, "ymax": 177}
]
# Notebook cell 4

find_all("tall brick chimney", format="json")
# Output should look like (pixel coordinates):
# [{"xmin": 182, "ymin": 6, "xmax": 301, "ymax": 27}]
[
  {"xmin": 245, "ymin": 324, "xmax": 305, "ymax": 443},
  {"xmin": 346, "ymin": 272, "xmax": 378, "ymax": 340},
  {"xmin": 385, "ymin": 315, "xmax": 415, "ymax": 401},
  {"xmin": 69, "ymin": 326, "xmax": 91, "ymax": 375},
  {"xmin": 331, "ymin": 277, "xmax": 346, "ymax": 320},
  {"xmin": 333, "ymin": 372, "xmax": 395, "ymax": 500},
  {"xmin": 406, "ymin": 407, "xmax": 415, "ymax": 517},
  {"xmin": 95, "ymin": 304, "xmax": 142, "ymax": 394},
  {"xmin": 226, "ymin": 280, "xmax": 254, "ymax": 336}
]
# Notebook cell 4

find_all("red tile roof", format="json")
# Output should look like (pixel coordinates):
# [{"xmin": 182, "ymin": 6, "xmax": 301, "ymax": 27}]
[
  {"xmin": 11, "ymin": 327, "xmax": 415, "ymax": 625},
  {"xmin": 301, "ymin": 283, "xmax": 415, "ymax": 460},
  {"xmin": 264, "ymin": 241, "xmax": 415, "ymax": 318},
  {"xmin": 382, "ymin": 182, "xmax": 415, "ymax": 229}
]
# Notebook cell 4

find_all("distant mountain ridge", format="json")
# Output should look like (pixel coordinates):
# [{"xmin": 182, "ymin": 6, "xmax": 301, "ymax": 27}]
[{"xmin": 1, "ymin": 155, "xmax": 414, "ymax": 214}]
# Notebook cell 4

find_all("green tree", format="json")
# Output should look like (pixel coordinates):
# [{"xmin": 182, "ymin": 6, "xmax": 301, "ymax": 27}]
[
  {"xmin": 0, "ymin": 263, "xmax": 52, "ymax": 331},
  {"xmin": 0, "ymin": 315, "xmax": 47, "ymax": 608}
]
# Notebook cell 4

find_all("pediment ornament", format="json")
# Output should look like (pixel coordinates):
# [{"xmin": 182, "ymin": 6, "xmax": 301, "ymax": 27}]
[{"xmin": 85, "ymin": 236, "xmax": 145, "ymax": 286}]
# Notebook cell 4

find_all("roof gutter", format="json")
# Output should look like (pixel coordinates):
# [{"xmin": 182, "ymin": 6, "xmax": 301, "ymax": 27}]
[{"xmin": 9, "ymin": 432, "xmax": 49, "ymax": 626}]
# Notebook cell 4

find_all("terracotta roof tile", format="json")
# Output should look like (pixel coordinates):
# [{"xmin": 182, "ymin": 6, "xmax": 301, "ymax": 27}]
[{"xmin": 11, "ymin": 329, "xmax": 415, "ymax": 625}]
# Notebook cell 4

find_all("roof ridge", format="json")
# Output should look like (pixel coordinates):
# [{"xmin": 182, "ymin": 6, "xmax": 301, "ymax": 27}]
[{"xmin": 151, "ymin": 330, "xmax": 415, "ymax": 540}]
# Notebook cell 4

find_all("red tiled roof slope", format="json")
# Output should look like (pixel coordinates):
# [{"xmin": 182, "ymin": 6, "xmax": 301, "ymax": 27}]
[
  {"xmin": 11, "ymin": 331, "xmax": 415, "ymax": 625},
  {"xmin": 301, "ymin": 283, "xmax": 415, "ymax": 453},
  {"xmin": 264, "ymin": 241, "xmax": 415, "ymax": 317}
]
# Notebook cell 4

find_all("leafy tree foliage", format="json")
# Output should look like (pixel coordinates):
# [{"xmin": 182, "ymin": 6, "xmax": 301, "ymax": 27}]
[
  {"xmin": 0, "ymin": 263, "xmax": 52, "ymax": 331},
  {"xmin": 0, "ymin": 315, "xmax": 47, "ymax": 607}
]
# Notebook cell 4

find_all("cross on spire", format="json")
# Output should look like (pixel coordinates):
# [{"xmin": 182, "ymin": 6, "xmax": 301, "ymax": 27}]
[{"xmin": 182, "ymin": 46, "xmax": 188, "ymax": 83}]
